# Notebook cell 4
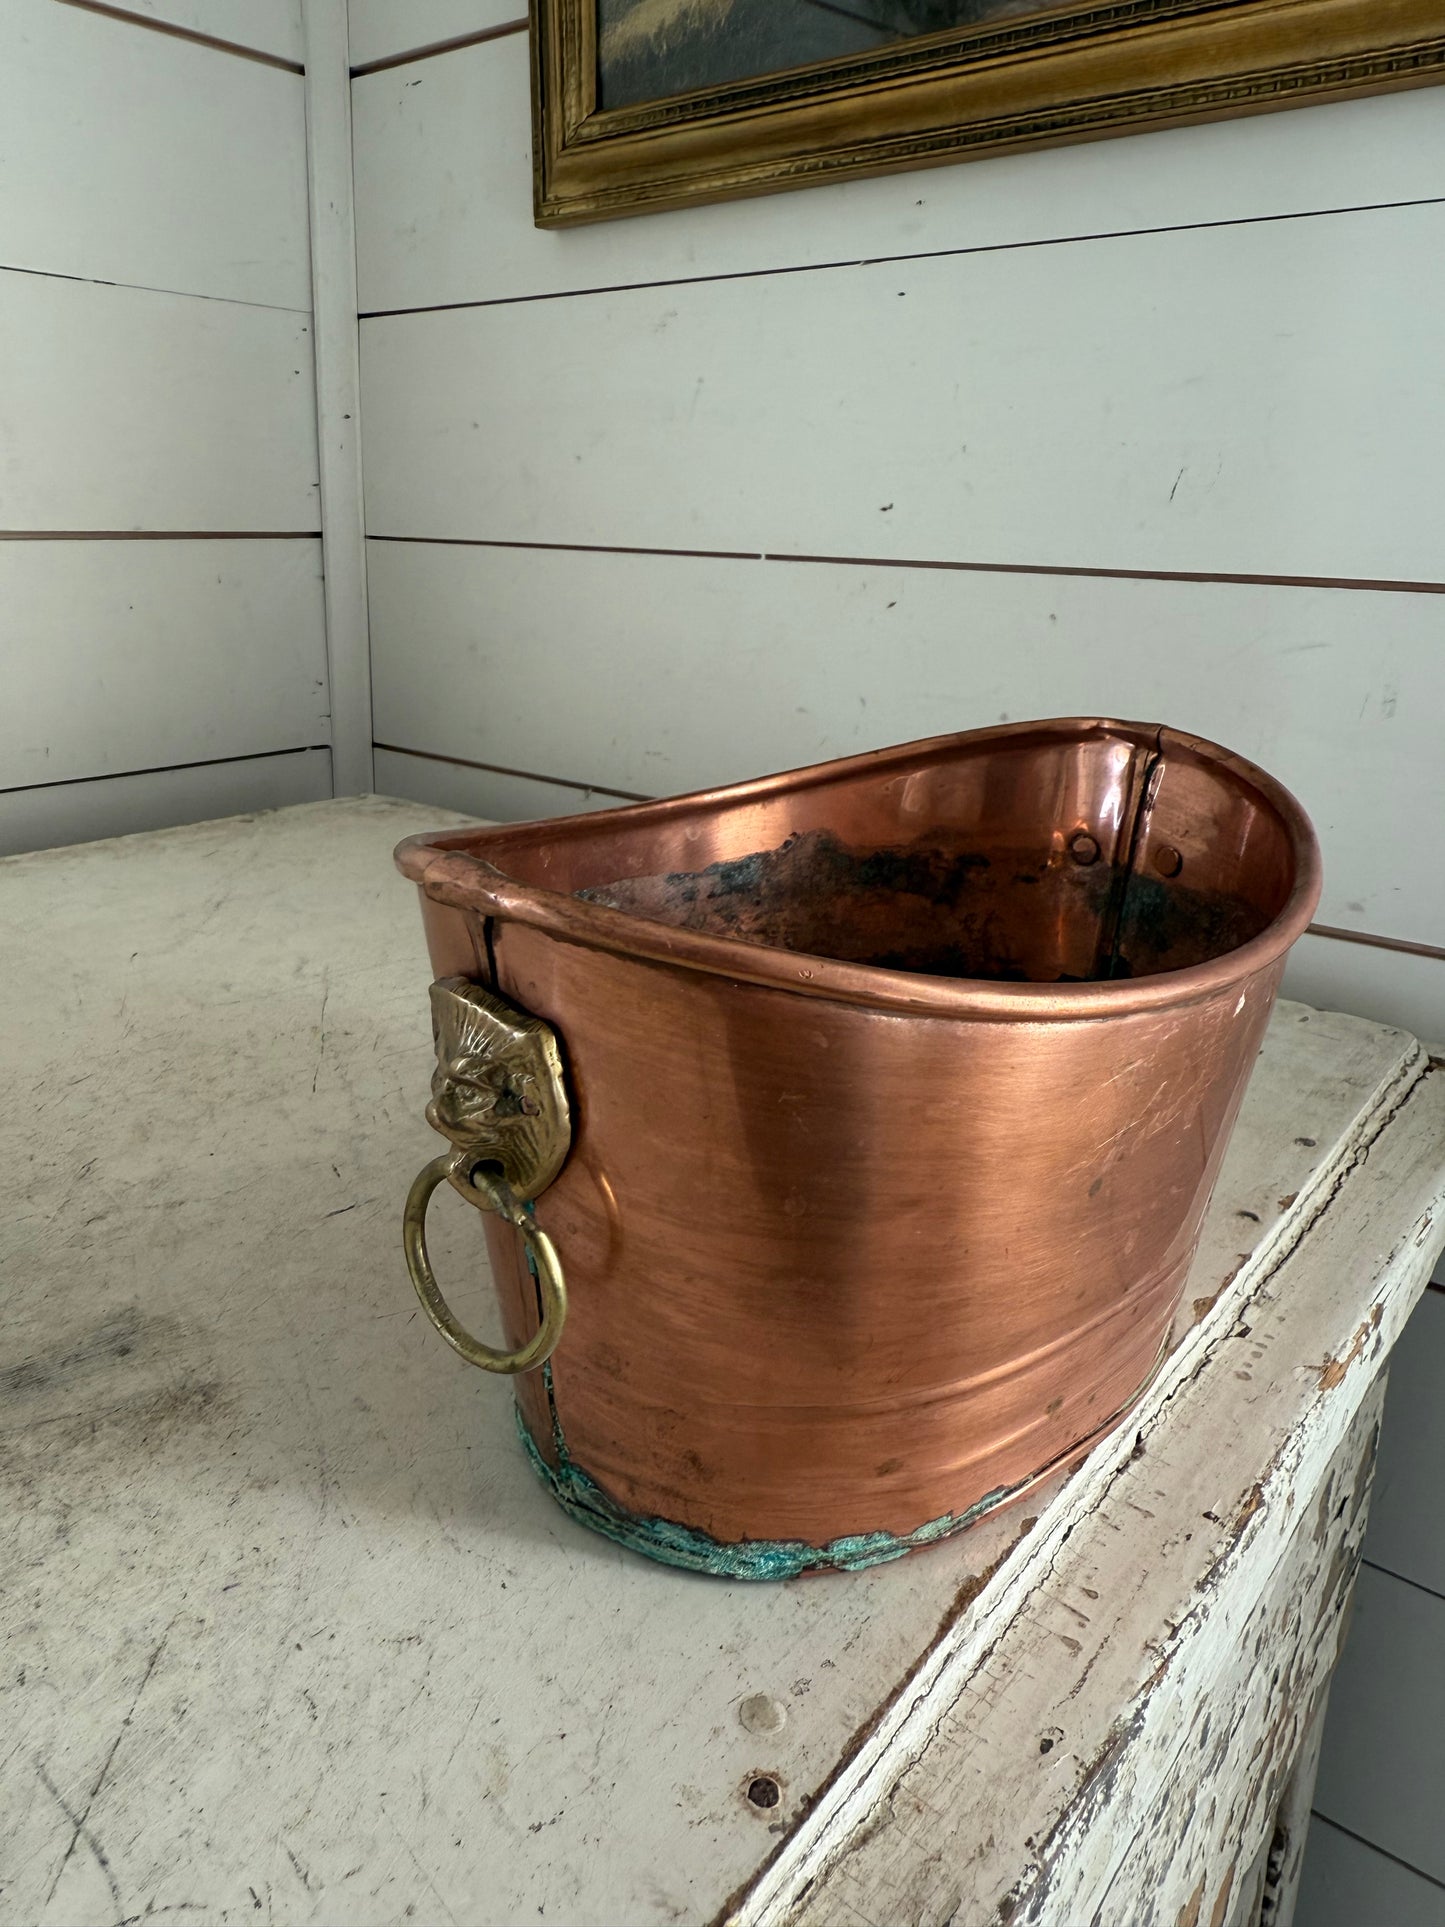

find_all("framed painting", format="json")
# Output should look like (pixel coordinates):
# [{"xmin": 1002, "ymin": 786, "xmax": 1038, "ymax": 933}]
[{"xmin": 530, "ymin": 0, "xmax": 1445, "ymax": 225}]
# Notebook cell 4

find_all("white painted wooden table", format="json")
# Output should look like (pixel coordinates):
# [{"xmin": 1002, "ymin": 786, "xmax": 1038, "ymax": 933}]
[{"xmin": 2, "ymin": 799, "xmax": 1442, "ymax": 1927}]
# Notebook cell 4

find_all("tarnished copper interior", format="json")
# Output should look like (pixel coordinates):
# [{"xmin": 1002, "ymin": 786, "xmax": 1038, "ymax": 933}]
[{"xmin": 396, "ymin": 719, "xmax": 1321, "ymax": 1562}]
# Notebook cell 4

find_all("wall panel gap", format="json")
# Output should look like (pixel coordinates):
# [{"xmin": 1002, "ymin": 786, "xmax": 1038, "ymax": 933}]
[
  {"xmin": 54, "ymin": 0, "xmax": 303, "ymax": 71},
  {"xmin": 355, "ymin": 193, "xmax": 1445, "ymax": 319},
  {"xmin": 349, "ymin": 18, "xmax": 527, "ymax": 78}
]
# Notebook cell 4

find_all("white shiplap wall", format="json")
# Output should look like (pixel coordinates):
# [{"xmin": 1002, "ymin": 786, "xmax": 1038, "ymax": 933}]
[
  {"xmin": 350, "ymin": 13, "xmax": 1445, "ymax": 1044},
  {"xmin": 1299, "ymin": 1269, "xmax": 1445, "ymax": 1927},
  {"xmin": 0, "ymin": 0, "xmax": 330, "ymax": 854}
]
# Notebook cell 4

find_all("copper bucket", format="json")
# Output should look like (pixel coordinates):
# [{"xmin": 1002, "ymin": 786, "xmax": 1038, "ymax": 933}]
[{"xmin": 395, "ymin": 719, "xmax": 1320, "ymax": 1578}]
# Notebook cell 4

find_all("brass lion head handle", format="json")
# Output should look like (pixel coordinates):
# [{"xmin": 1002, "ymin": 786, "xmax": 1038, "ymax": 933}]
[
  {"xmin": 403, "ymin": 979, "xmax": 572, "ymax": 1375},
  {"xmin": 425, "ymin": 977, "xmax": 572, "ymax": 1197}
]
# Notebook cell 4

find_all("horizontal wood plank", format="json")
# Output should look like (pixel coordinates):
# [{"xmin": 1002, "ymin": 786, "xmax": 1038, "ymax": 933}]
[
  {"xmin": 69, "ymin": 0, "xmax": 304, "ymax": 64},
  {"xmin": 0, "ymin": 273, "xmax": 320, "ymax": 532},
  {"xmin": 374, "ymin": 746, "xmax": 624, "ymax": 822},
  {"xmin": 0, "ymin": 748, "xmax": 332, "ymax": 856},
  {"xmin": 1, "ymin": 1, "xmax": 309, "ymax": 309},
  {"xmin": 359, "ymin": 201, "xmax": 1445, "ymax": 583},
  {"xmin": 353, "ymin": 31, "xmax": 1445, "ymax": 314},
  {"xmin": 1283, "ymin": 934, "xmax": 1444, "ymax": 1055},
  {"xmin": 347, "ymin": 0, "xmax": 520, "ymax": 69},
  {"xmin": 1358, "ymin": 1288, "xmax": 1445, "ymax": 1599},
  {"xmin": 366, "ymin": 540, "xmax": 1445, "ymax": 950},
  {"xmin": 1297, "ymin": 1819, "xmax": 1445, "ymax": 1927},
  {"xmin": 1312, "ymin": 1565, "xmax": 1445, "ymax": 1886},
  {"xmin": 0, "ymin": 540, "xmax": 329, "ymax": 791}
]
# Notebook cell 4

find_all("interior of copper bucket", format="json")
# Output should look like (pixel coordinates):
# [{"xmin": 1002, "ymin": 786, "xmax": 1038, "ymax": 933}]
[{"xmin": 450, "ymin": 721, "xmax": 1308, "ymax": 985}]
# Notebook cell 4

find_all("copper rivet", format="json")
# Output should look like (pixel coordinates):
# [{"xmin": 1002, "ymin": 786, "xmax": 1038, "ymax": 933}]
[
  {"xmin": 1068, "ymin": 831, "xmax": 1101, "ymax": 866},
  {"xmin": 1153, "ymin": 845, "xmax": 1184, "ymax": 879}
]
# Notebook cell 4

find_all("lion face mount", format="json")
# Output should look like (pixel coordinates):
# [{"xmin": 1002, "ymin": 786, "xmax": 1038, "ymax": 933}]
[{"xmin": 425, "ymin": 977, "xmax": 572, "ymax": 1201}]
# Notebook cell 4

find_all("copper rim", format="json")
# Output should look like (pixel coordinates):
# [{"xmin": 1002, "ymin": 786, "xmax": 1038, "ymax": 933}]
[{"xmin": 395, "ymin": 717, "xmax": 1322, "ymax": 1021}]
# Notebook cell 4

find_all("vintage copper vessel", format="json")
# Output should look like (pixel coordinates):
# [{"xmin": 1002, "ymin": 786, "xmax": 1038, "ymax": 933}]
[{"xmin": 395, "ymin": 719, "xmax": 1321, "ymax": 1578}]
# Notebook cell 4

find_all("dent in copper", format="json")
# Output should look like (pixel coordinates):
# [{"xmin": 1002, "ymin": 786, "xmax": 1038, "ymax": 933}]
[{"xmin": 395, "ymin": 719, "xmax": 1321, "ymax": 1552}]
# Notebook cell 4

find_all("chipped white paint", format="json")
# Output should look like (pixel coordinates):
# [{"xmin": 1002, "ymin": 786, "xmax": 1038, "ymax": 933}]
[{"xmin": 1, "ymin": 800, "xmax": 1440, "ymax": 1926}]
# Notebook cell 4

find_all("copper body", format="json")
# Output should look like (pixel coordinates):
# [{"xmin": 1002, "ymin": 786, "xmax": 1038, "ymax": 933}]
[{"xmin": 395, "ymin": 719, "xmax": 1321, "ymax": 1549}]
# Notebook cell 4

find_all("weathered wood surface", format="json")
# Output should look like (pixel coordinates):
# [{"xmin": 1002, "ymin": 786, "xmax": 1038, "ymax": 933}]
[
  {"xmin": 1, "ymin": 799, "xmax": 1439, "ymax": 1927},
  {"xmin": 736, "ymin": 1071, "xmax": 1445, "ymax": 1925}
]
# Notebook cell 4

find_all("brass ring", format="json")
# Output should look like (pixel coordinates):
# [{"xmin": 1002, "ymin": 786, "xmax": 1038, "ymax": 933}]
[{"xmin": 403, "ymin": 1154, "xmax": 567, "ymax": 1375}]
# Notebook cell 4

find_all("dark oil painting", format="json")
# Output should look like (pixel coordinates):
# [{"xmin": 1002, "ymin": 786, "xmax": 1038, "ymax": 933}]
[{"xmin": 597, "ymin": 0, "xmax": 1069, "ymax": 109}]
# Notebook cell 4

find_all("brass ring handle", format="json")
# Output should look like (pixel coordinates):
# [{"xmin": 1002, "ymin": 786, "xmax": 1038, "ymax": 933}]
[{"xmin": 403, "ymin": 1153, "xmax": 568, "ymax": 1375}]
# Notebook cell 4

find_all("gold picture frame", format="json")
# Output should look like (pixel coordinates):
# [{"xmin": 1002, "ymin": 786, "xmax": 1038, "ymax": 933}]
[{"xmin": 530, "ymin": 0, "xmax": 1445, "ymax": 226}]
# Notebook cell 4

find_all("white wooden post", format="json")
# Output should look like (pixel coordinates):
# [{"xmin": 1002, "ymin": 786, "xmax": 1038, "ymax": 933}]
[{"xmin": 302, "ymin": 0, "xmax": 374, "ymax": 796}]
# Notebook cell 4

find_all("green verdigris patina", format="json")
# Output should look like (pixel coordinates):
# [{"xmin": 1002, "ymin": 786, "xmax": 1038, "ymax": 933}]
[{"xmin": 515, "ymin": 1371, "xmax": 1013, "ymax": 1581}]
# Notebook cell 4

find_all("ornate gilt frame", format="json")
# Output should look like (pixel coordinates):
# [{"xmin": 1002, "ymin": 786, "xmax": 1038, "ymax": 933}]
[{"xmin": 530, "ymin": 0, "xmax": 1445, "ymax": 226}]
